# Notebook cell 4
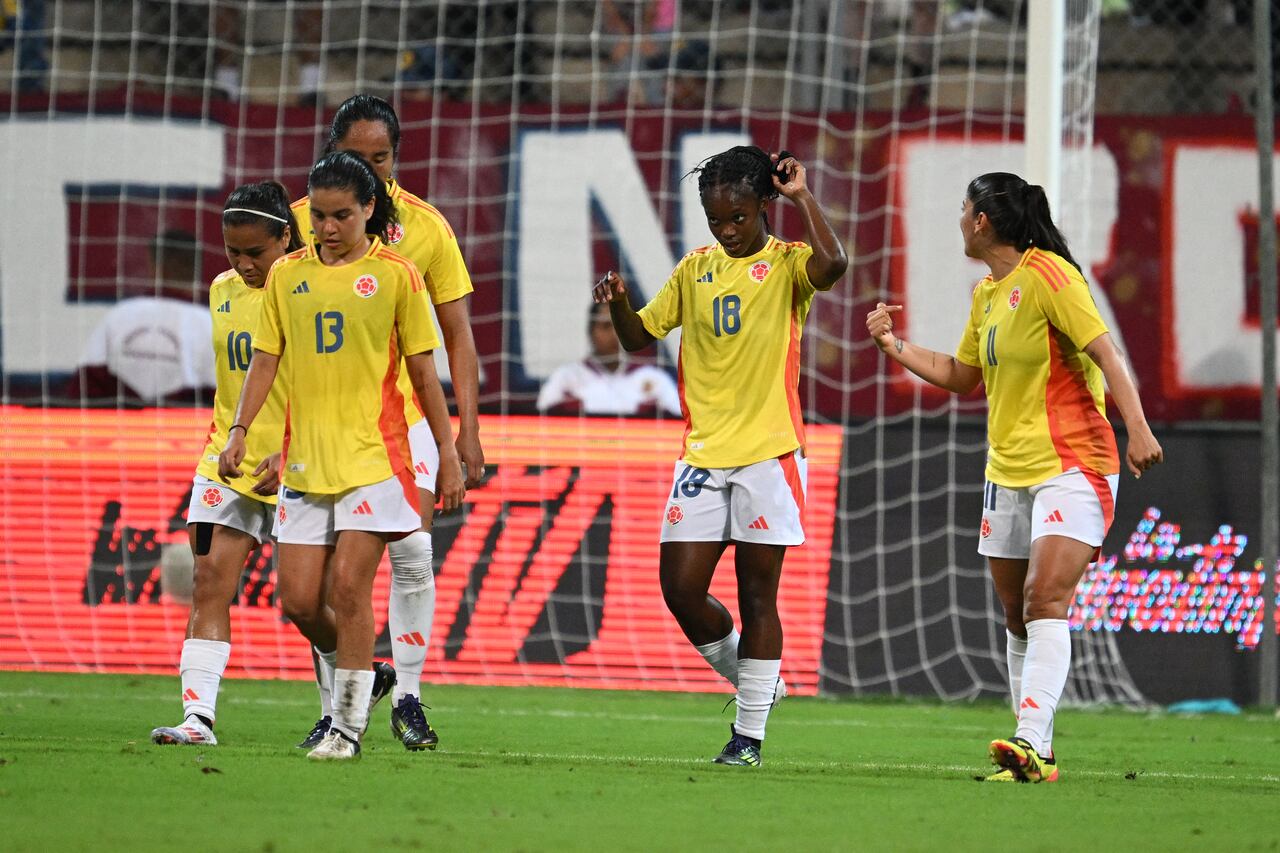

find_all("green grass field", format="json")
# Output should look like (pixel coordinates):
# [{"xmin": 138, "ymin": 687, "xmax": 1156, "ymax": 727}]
[{"xmin": 2, "ymin": 671, "xmax": 1279, "ymax": 851}]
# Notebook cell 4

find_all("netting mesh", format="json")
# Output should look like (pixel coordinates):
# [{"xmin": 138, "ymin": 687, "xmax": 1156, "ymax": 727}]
[{"xmin": 0, "ymin": 0, "xmax": 1158, "ymax": 703}]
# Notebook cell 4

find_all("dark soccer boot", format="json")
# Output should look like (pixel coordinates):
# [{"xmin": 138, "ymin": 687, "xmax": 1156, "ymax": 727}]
[
  {"xmin": 713, "ymin": 726, "xmax": 762, "ymax": 767},
  {"xmin": 390, "ymin": 694, "xmax": 440, "ymax": 751}
]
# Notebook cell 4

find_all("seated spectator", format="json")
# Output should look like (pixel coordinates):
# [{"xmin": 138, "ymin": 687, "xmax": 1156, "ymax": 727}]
[
  {"xmin": 537, "ymin": 302, "xmax": 681, "ymax": 417},
  {"xmin": 66, "ymin": 229, "xmax": 215, "ymax": 405}
]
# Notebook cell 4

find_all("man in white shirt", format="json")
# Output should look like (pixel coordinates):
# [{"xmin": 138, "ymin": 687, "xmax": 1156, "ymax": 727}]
[
  {"xmin": 537, "ymin": 302, "xmax": 681, "ymax": 417},
  {"xmin": 68, "ymin": 229, "xmax": 215, "ymax": 404}
]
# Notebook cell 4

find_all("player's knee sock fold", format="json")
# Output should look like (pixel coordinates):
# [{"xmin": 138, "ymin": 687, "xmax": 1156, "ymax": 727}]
[
  {"xmin": 387, "ymin": 530, "xmax": 435, "ymax": 703},
  {"xmin": 314, "ymin": 647, "xmax": 337, "ymax": 719},
  {"xmin": 1013, "ymin": 619, "xmax": 1069, "ymax": 755},
  {"xmin": 331, "ymin": 667, "xmax": 374, "ymax": 740},
  {"xmin": 694, "ymin": 628, "xmax": 740, "ymax": 688},
  {"xmin": 179, "ymin": 638, "xmax": 230, "ymax": 725},
  {"xmin": 1006, "ymin": 629, "xmax": 1028, "ymax": 718},
  {"xmin": 733, "ymin": 658, "xmax": 782, "ymax": 741}
]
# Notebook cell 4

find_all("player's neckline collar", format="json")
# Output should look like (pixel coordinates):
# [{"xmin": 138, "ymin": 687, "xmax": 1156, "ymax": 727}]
[{"xmin": 720, "ymin": 236, "xmax": 775, "ymax": 262}]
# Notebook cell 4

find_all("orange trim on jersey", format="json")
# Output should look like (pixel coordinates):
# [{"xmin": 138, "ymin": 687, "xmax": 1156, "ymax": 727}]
[
  {"xmin": 1080, "ymin": 469, "xmax": 1116, "ymax": 534},
  {"xmin": 778, "ymin": 452, "xmax": 806, "ymax": 516},
  {"xmin": 676, "ymin": 341, "xmax": 691, "ymax": 460},
  {"xmin": 289, "ymin": 198, "xmax": 307, "ymax": 211},
  {"xmin": 280, "ymin": 402, "xmax": 292, "ymax": 472},
  {"xmin": 1026, "ymin": 252, "xmax": 1071, "ymax": 293},
  {"xmin": 390, "ymin": 180, "xmax": 457, "ymax": 238},
  {"xmin": 1044, "ymin": 332, "xmax": 1119, "ymax": 476},
  {"xmin": 377, "ymin": 337, "xmax": 414, "ymax": 477},
  {"xmin": 784, "ymin": 284, "xmax": 807, "ymax": 454},
  {"xmin": 375, "ymin": 247, "xmax": 427, "ymax": 294},
  {"xmin": 395, "ymin": 466, "xmax": 421, "ymax": 516},
  {"xmin": 686, "ymin": 244, "xmax": 718, "ymax": 256}
]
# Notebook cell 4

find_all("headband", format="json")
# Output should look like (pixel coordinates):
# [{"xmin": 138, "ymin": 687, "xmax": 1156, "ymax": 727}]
[{"xmin": 223, "ymin": 207, "xmax": 288, "ymax": 224}]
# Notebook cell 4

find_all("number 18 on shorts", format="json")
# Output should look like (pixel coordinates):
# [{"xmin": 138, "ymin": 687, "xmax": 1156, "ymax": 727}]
[{"xmin": 660, "ymin": 450, "xmax": 808, "ymax": 546}]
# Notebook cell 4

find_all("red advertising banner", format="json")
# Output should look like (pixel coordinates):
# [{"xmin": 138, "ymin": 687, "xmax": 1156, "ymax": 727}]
[{"xmin": 0, "ymin": 408, "xmax": 841, "ymax": 694}]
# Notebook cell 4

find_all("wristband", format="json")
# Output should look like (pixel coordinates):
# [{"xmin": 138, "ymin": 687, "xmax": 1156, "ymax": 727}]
[{"xmin": 229, "ymin": 424, "xmax": 248, "ymax": 436}]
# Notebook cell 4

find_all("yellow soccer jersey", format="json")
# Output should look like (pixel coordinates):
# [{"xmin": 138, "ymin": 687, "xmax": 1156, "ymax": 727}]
[
  {"xmin": 291, "ymin": 179, "xmax": 472, "ymax": 426},
  {"xmin": 955, "ymin": 248, "xmax": 1119, "ymax": 488},
  {"xmin": 253, "ymin": 239, "xmax": 440, "ymax": 494},
  {"xmin": 638, "ymin": 236, "xmax": 815, "ymax": 469},
  {"xmin": 195, "ymin": 270, "xmax": 287, "ymax": 504}
]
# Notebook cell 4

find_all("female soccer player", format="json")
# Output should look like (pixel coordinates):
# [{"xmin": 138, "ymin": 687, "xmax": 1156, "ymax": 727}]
[
  {"xmin": 219, "ymin": 151, "xmax": 465, "ymax": 760},
  {"xmin": 865, "ymin": 172, "xmax": 1163, "ymax": 782},
  {"xmin": 150, "ymin": 182, "xmax": 299, "ymax": 746},
  {"xmin": 593, "ymin": 146, "xmax": 847, "ymax": 767},
  {"xmin": 290, "ymin": 94, "xmax": 483, "ymax": 751}
]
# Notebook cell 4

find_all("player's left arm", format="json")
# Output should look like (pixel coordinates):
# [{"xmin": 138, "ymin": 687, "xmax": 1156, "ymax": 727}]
[
  {"xmin": 405, "ymin": 351, "xmax": 465, "ymax": 511},
  {"xmin": 434, "ymin": 295, "xmax": 484, "ymax": 488},
  {"xmin": 1083, "ymin": 332, "xmax": 1163, "ymax": 478},
  {"xmin": 772, "ymin": 153, "xmax": 848, "ymax": 291}
]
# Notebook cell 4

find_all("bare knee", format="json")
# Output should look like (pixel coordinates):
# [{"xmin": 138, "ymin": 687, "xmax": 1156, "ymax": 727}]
[
  {"xmin": 280, "ymin": 587, "xmax": 323, "ymax": 631},
  {"xmin": 660, "ymin": 573, "xmax": 703, "ymax": 619}
]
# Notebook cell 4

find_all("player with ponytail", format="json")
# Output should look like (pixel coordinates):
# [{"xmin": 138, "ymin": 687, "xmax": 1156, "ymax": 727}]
[
  {"xmin": 150, "ymin": 182, "xmax": 299, "ymax": 746},
  {"xmin": 594, "ymin": 144, "xmax": 847, "ymax": 767},
  {"xmin": 218, "ymin": 151, "xmax": 464, "ymax": 760},
  {"xmin": 866, "ymin": 171, "xmax": 1163, "ymax": 782}
]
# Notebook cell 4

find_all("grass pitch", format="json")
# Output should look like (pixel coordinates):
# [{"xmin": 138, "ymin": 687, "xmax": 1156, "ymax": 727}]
[{"xmin": 2, "ymin": 671, "xmax": 1278, "ymax": 851}]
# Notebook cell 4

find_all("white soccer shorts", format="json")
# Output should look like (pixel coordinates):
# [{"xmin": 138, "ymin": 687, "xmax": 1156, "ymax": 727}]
[
  {"xmin": 272, "ymin": 471, "xmax": 422, "ymax": 546},
  {"xmin": 660, "ymin": 450, "xmax": 808, "ymax": 547},
  {"xmin": 978, "ymin": 468, "xmax": 1120, "ymax": 560},
  {"xmin": 407, "ymin": 418, "xmax": 440, "ymax": 493},
  {"xmin": 186, "ymin": 475, "xmax": 275, "ymax": 545}
]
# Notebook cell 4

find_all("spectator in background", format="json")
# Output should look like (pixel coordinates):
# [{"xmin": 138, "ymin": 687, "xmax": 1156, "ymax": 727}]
[
  {"xmin": 67, "ymin": 229, "xmax": 215, "ymax": 405},
  {"xmin": 667, "ymin": 39, "xmax": 715, "ymax": 109},
  {"xmin": 602, "ymin": 0, "xmax": 677, "ymax": 104},
  {"xmin": 537, "ymin": 301, "xmax": 681, "ymax": 417},
  {"xmin": 1, "ymin": 0, "xmax": 49, "ymax": 92}
]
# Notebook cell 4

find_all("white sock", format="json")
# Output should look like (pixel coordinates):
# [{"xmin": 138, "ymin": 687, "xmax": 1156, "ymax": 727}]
[
  {"xmin": 387, "ymin": 530, "xmax": 435, "ymax": 703},
  {"xmin": 1006, "ymin": 629, "xmax": 1028, "ymax": 717},
  {"xmin": 331, "ymin": 667, "xmax": 374, "ymax": 740},
  {"xmin": 314, "ymin": 647, "xmax": 337, "ymax": 719},
  {"xmin": 733, "ymin": 658, "xmax": 782, "ymax": 741},
  {"xmin": 694, "ymin": 629, "xmax": 740, "ymax": 687},
  {"xmin": 1014, "ymin": 619, "xmax": 1070, "ymax": 755},
  {"xmin": 179, "ymin": 638, "xmax": 230, "ymax": 724}
]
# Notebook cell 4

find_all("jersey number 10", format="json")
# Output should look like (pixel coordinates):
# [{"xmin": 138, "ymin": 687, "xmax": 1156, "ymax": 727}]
[
  {"xmin": 225, "ymin": 331, "xmax": 252, "ymax": 371},
  {"xmin": 711, "ymin": 295, "xmax": 741, "ymax": 337}
]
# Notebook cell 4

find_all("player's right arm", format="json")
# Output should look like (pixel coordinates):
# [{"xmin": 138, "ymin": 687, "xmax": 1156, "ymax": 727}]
[
  {"xmin": 592, "ymin": 271, "xmax": 655, "ymax": 352},
  {"xmin": 218, "ymin": 350, "xmax": 281, "ymax": 480},
  {"xmin": 866, "ymin": 302, "xmax": 982, "ymax": 394}
]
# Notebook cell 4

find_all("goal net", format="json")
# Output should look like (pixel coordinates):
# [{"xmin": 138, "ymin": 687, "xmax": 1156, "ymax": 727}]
[{"xmin": 0, "ymin": 0, "xmax": 1145, "ymax": 704}]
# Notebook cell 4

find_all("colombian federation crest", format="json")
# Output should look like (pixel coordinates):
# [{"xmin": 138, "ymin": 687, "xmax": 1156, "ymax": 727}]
[
  {"xmin": 277, "ymin": 505, "xmax": 287, "ymax": 525},
  {"xmin": 354, "ymin": 274, "xmax": 378, "ymax": 298},
  {"xmin": 980, "ymin": 516, "xmax": 991, "ymax": 538},
  {"xmin": 1008, "ymin": 287, "xmax": 1021, "ymax": 310},
  {"xmin": 386, "ymin": 222, "xmax": 405, "ymax": 244},
  {"xmin": 749, "ymin": 261, "xmax": 771, "ymax": 283},
  {"xmin": 200, "ymin": 487, "xmax": 224, "ymax": 508},
  {"xmin": 666, "ymin": 505, "xmax": 684, "ymax": 525}
]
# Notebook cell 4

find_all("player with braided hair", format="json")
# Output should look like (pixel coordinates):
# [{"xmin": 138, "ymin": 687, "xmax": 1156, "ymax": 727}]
[{"xmin": 593, "ymin": 145, "xmax": 847, "ymax": 766}]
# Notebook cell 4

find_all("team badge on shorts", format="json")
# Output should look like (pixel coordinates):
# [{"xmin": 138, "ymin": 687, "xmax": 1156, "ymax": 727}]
[
  {"xmin": 980, "ymin": 516, "xmax": 991, "ymax": 538},
  {"xmin": 666, "ymin": 505, "xmax": 684, "ymax": 525},
  {"xmin": 354, "ymin": 274, "xmax": 378, "ymax": 298},
  {"xmin": 201, "ymin": 487, "xmax": 224, "ymax": 508},
  {"xmin": 386, "ymin": 222, "xmax": 405, "ymax": 244},
  {"xmin": 1008, "ymin": 287, "xmax": 1021, "ymax": 310},
  {"xmin": 749, "ymin": 261, "xmax": 771, "ymax": 282},
  {"xmin": 277, "ymin": 505, "xmax": 287, "ymax": 525}
]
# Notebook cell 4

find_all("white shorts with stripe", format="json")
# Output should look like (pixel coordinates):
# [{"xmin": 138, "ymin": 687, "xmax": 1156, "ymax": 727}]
[
  {"xmin": 978, "ymin": 468, "xmax": 1119, "ymax": 560},
  {"xmin": 272, "ymin": 471, "xmax": 421, "ymax": 546},
  {"xmin": 407, "ymin": 418, "xmax": 440, "ymax": 492},
  {"xmin": 660, "ymin": 450, "xmax": 808, "ymax": 547},
  {"xmin": 186, "ymin": 475, "xmax": 275, "ymax": 545}
]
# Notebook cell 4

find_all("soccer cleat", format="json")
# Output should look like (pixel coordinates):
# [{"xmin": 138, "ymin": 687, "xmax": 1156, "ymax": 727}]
[
  {"xmin": 390, "ymin": 695, "xmax": 439, "ymax": 751},
  {"xmin": 307, "ymin": 729, "xmax": 362, "ymax": 761},
  {"xmin": 296, "ymin": 715, "xmax": 332, "ymax": 749},
  {"xmin": 369, "ymin": 661, "xmax": 397, "ymax": 713},
  {"xmin": 988, "ymin": 736, "xmax": 1056, "ymax": 783},
  {"xmin": 151, "ymin": 715, "xmax": 217, "ymax": 746},
  {"xmin": 712, "ymin": 727, "xmax": 762, "ymax": 767}
]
